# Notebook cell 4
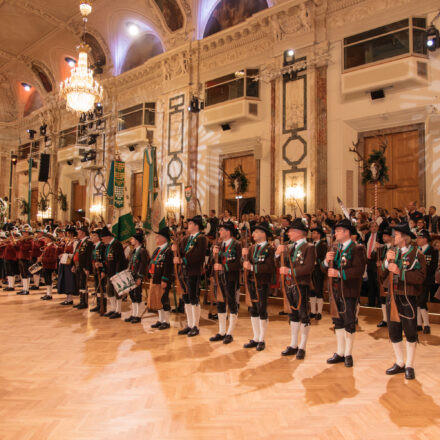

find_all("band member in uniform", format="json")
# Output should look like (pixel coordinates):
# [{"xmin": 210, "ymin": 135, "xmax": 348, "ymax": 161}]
[
  {"xmin": 89, "ymin": 229, "xmax": 106, "ymax": 313},
  {"xmin": 276, "ymin": 219, "xmax": 315, "ymax": 359},
  {"xmin": 4, "ymin": 231, "xmax": 19, "ymax": 291},
  {"xmin": 323, "ymin": 219, "xmax": 366, "ymax": 367},
  {"xmin": 242, "ymin": 222, "xmax": 275, "ymax": 351},
  {"xmin": 39, "ymin": 234, "xmax": 59, "ymax": 300},
  {"xmin": 310, "ymin": 226, "xmax": 327, "ymax": 320},
  {"xmin": 149, "ymin": 227, "xmax": 173, "ymax": 330},
  {"xmin": 173, "ymin": 215, "xmax": 208, "ymax": 337},
  {"xmin": 72, "ymin": 226, "xmax": 93, "ymax": 309},
  {"xmin": 415, "ymin": 229, "xmax": 437, "ymax": 334},
  {"xmin": 16, "ymin": 226, "xmax": 33, "ymax": 295},
  {"xmin": 125, "ymin": 231, "xmax": 149, "ymax": 324},
  {"xmin": 30, "ymin": 230, "xmax": 45, "ymax": 290},
  {"xmin": 209, "ymin": 221, "xmax": 242, "ymax": 344},
  {"xmin": 382, "ymin": 223, "xmax": 426, "ymax": 380},
  {"xmin": 58, "ymin": 227, "xmax": 78, "ymax": 305},
  {"xmin": 101, "ymin": 226, "xmax": 127, "ymax": 319}
]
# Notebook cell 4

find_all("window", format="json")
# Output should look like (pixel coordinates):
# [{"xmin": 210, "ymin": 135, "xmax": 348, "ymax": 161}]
[
  {"xmin": 118, "ymin": 103, "xmax": 156, "ymax": 131},
  {"xmin": 205, "ymin": 69, "xmax": 259, "ymax": 107},
  {"xmin": 343, "ymin": 18, "xmax": 427, "ymax": 70},
  {"xmin": 59, "ymin": 127, "xmax": 77, "ymax": 148},
  {"xmin": 18, "ymin": 143, "xmax": 31, "ymax": 160}
]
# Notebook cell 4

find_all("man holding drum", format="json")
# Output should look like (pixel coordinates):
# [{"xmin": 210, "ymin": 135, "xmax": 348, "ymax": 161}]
[
  {"xmin": 101, "ymin": 226, "xmax": 127, "ymax": 319},
  {"xmin": 72, "ymin": 226, "xmax": 93, "ymax": 310},
  {"xmin": 126, "ymin": 230, "xmax": 149, "ymax": 324}
]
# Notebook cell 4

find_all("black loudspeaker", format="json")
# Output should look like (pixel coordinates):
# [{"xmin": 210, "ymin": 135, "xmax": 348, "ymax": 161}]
[
  {"xmin": 221, "ymin": 123, "xmax": 231, "ymax": 131},
  {"xmin": 370, "ymin": 89, "xmax": 385, "ymax": 100},
  {"xmin": 38, "ymin": 153, "xmax": 50, "ymax": 182}
]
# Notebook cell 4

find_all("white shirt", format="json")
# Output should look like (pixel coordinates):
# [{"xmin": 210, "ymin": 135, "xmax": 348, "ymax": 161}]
[
  {"xmin": 323, "ymin": 239, "xmax": 352, "ymax": 268},
  {"xmin": 249, "ymin": 241, "xmax": 267, "ymax": 271},
  {"xmin": 223, "ymin": 238, "xmax": 232, "ymax": 247},
  {"xmin": 420, "ymin": 244, "xmax": 429, "ymax": 253}
]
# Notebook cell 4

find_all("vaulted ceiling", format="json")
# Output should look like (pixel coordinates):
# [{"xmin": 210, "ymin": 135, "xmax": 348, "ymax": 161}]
[{"xmin": 0, "ymin": 0, "xmax": 280, "ymax": 124}]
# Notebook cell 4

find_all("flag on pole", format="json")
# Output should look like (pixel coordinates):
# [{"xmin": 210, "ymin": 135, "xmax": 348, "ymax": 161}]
[
  {"xmin": 142, "ymin": 147, "xmax": 166, "ymax": 231},
  {"xmin": 107, "ymin": 160, "xmax": 115, "ymax": 205},
  {"xmin": 111, "ymin": 201, "xmax": 136, "ymax": 242}
]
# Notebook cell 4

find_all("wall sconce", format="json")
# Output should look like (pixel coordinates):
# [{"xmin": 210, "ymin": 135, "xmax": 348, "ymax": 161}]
[{"xmin": 285, "ymin": 184, "xmax": 305, "ymax": 217}]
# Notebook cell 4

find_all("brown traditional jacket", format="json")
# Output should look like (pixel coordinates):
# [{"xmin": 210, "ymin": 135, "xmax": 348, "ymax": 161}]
[
  {"xmin": 248, "ymin": 242, "xmax": 275, "ymax": 285},
  {"xmin": 179, "ymin": 232, "xmax": 208, "ymax": 276}
]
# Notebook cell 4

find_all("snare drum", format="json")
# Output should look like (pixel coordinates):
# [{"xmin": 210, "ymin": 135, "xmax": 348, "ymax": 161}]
[
  {"xmin": 29, "ymin": 262, "xmax": 42, "ymax": 274},
  {"xmin": 110, "ymin": 269, "xmax": 136, "ymax": 297}
]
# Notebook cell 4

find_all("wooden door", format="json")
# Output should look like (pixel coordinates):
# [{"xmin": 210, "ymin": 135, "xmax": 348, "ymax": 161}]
[
  {"xmin": 71, "ymin": 181, "xmax": 86, "ymax": 222},
  {"xmin": 132, "ymin": 172, "xmax": 143, "ymax": 219},
  {"xmin": 222, "ymin": 154, "xmax": 256, "ymax": 216},
  {"xmin": 364, "ymin": 130, "xmax": 421, "ymax": 210},
  {"xmin": 30, "ymin": 188, "xmax": 38, "ymax": 221}
]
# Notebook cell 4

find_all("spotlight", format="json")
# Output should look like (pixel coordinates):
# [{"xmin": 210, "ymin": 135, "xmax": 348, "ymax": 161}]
[
  {"xmin": 284, "ymin": 49, "xmax": 295, "ymax": 66},
  {"xmin": 81, "ymin": 149, "xmax": 97, "ymax": 163},
  {"xmin": 79, "ymin": 113, "xmax": 87, "ymax": 123},
  {"xmin": 221, "ymin": 123, "xmax": 231, "ymax": 131},
  {"xmin": 426, "ymin": 25, "xmax": 439, "ymax": 51},
  {"xmin": 88, "ymin": 134, "xmax": 99, "ymax": 145},
  {"xmin": 39, "ymin": 124, "xmax": 47, "ymax": 136},
  {"xmin": 21, "ymin": 82, "xmax": 32, "ymax": 92},
  {"xmin": 64, "ymin": 57, "xmax": 76, "ymax": 67},
  {"xmin": 128, "ymin": 145, "xmax": 136, "ymax": 152},
  {"xmin": 188, "ymin": 96, "xmax": 203, "ymax": 113},
  {"xmin": 67, "ymin": 160, "xmax": 73, "ymax": 166},
  {"xmin": 11, "ymin": 154, "xmax": 18, "ymax": 164},
  {"xmin": 27, "ymin": 129, "xmax": 37, "ymax": 140},
  {"xmin": 127, "ymin": 23, "xmax": 140, "ymax": 37},
  {"xmin": 94, "ymin": 103, "xmax": 103, "ymax": 117}
]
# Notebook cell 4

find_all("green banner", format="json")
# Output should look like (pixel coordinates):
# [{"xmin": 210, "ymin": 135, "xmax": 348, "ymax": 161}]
[
  {"xmin": 107, "ymin": 160, "xmax": 114, "ymax": 205},
  {"xmin": 114, "ymin": 160, "xmax": 125, "ymax": 209}
]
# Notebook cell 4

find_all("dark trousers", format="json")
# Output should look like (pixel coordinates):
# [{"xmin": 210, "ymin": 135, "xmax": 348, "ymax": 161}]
[
  {"xmin": 42, "ymin": 268, "xmax": 54, "ymax": 285},
  {"xmin": 387, "ymin": 294, "xmax": 418, "ymax": 343},
  {"xmin": 129, "ymin": 285, "xmax": 142, "ymax": 303},
  {"xmin": 332, "ymin": 296, "xmax": 358, "ymax": 333},
  {"xmin": 310, "ymin": 268, "xmax": 324, "ymax": 298},
  {"xmin": 94, "ymin": 271, "xmax": 106, "ymax": 294},
  {"xmin": 417, "ymin": 286, "xmax": 431, "ymax": 310},
  {"xmin": 5, "ymin": 260, "xmax": 18, "ymax": 276},
  {"xmin": 183, "ymin": 275, "xmax": 201, "ymax": 305},
  {"xmin": 19, "ymin": 259, "xmax": 31, "ymax": 278},
  {"xmin": 367, "ymin": 266, "xmax": 379, "ymax": 307},
  {"xmin": 288, "ymin": 284, "xmax": 310, "ymax": 324},
  {"xmin": 75, "ymin": 266, "xmax": 88, "ymax": 304},
  {"xmin": 217, "ymin": 278, "xmax": 238, "ymax": 314},
  {"xmin": 248, "ymin": 281, "xmax": 269, "ymax": 320},
  {"xmin": 161, "ymin": 283, "xmax": 171, "ymax": 311}
]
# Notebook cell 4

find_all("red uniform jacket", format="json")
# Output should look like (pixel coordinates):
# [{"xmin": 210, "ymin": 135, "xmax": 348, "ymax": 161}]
[
  {"xmin": 5, "ymin": 243, "xmax": 18, "ymax": 261},
  {"xmin": 31, "ymin": 239, "xmax": 45, "ymax": 259},
  {"xmin": 17, "ymin": 238, "xmax": 33, "ymax": 260},
  {"xmin": 41, "ymin": 244, "xmax": 58, "ymax": 270}
]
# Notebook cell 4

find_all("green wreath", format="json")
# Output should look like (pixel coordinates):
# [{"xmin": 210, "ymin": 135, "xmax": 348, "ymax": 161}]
[
  {"xmin": 58, "ymin": 189, "xmax": 68, "ymax": 212},
  {"xmin": 228, "ymin": 166, "xmax": 249, "ymax": 195},
  {"xmin": 38, "ymin": 194, "xmax": 49, "ymax": 212},
  {"xmin": 18, "ymin": 198, "xmax": 30, "ymax": 216},
  {"xmin": 361, "ymin": 149, "xmax": 389, "ymax": 185}
]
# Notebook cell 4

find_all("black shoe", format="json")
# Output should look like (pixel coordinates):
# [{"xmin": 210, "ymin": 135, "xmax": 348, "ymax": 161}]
[
  {"xmin": 327, "ymin": 353, "xmax": 345, "ymax": 364},
  {"xmin": 125, "ymin": 316, "xmax": 134, "ymax": 322},
  {"xmin": 178, "ymin": 326, "xmax": 191, "ymax": 335},
  {"xmin": 344, "ymin": 355, "xmax": 353, "ymax": 368},
  {"xmin": 223, "ymin": 334, "xmax": 233, "ymax": 344},
  {"xmin": 40, "ymin": 295, "xmax": 48, "ymax": 300},
  {"xmin": 296, "ymin": 349, "xmax": 306, "ymax": 360},
  {"xmin": 279, "ymin": 311, "xmax": 288, "ymax": 316},
  {"xmin": 104, "ymin": 311, "xmax": 115, "ymax": 317},
  {"xmin": 16, "ymin": 290, "xmax": 25, "ymax": 295},
  {"xmin": 30, "ymin": 285, "xmax": 40, "ymax": 290},
  {"xmin": 377, "ymin": 320, "xmax": 387, "ymax": 328},
  {"xmin": 188, "ymin": 326, "xmax": 199, "ymax": 337},
  {"xmin": 423, "ymin": 326, "xmax": 431, "ymax": 334},
  {"xmin": 3, "ymin": 287, "xmax": 14, "ymax": 291},
  {"xmin": 77, "ymin": 303, "xmax": 88, "ymax": 310},
  {"xmin": 244, "ymin": 339, "xmax": 258, "ymax": 349},
  {"xmin": 256, "ymin": 342, "xmax": 266, "ymax": 351},
  {"xmin": 281, "ymin": 346, "xmax": 298, "ymax": 356},
  {"xmin": 151, "ymin": 321, "xmax": 162, "ymax": 329},
  {"xmin": 210, "ymin": 333, "xmax": 225, "ymax": 342},
  {"xmin": 405, "ymin": 367, "xmax": 415, "ymax": 380},
  {"xmin": 315, "ymin": 313, "xmax": 322, "ymax": 321},
  {"xmin": 386, "ymin": 363, "xmax": 406, "ymax": 375},
  {"xmin": 159, "ymin": 322, "xmax": 170, "ymax": 330},
  {"xmin": 18, "ymin": 291, "xmax": 29, "ymax": 295},
  {"xmin": 60, "ymin": 300, "xmax": 73, "ymax": 305},
  {"xmin": 73, "ymin": 303, "xmax": 81, "ymax": 309},
  {"xmin": 43, "ymin": 296, "xmax": 52, "ymax": 301},
  {"xmin": 90, "ymin": 305, "xmax": 100, "ymax": 312},
  {"xmin": 417, "ymin": 325, "xmax": 423, "ymax": 332},
  {"xmin": 131, "ymin": 317, "xmax": 141, "ymax": 324},
  {"xmin": 109, "ymin": 312, "xmax": 121, "ymax": 319},
  {"xmin": 310, "ymin": 313, "xmax": 316, "ymax": 319}
]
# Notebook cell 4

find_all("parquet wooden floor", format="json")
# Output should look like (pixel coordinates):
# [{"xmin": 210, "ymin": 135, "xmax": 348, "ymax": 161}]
[{"xmin": 1, "ymin": 289, "xmax": 440, "ymax": 440}]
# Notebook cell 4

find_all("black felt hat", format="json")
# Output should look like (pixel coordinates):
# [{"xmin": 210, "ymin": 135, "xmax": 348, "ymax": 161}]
[
  {"xmin": 100, "ymin": 226, "xmax": 113, "ymax": 238},
  {"xmin": 417, "ymin": 229, "xmax": 430, "ymax": 241},
  {"xmin": 382, "ymin": 227, "xmax": 393, "ymax": 237},
  {"xmin": 311, "ymin": 226, "xmax": 326, "ymax": 239},
  {"xmin": 254, "ymin": 222, "xmax": 272, "ymax": 238},
  {"xmin": 188, "ymin": 215, "xmax": 205, "ymax": 230},
  {"xmin": 90, "ymin": 228, "xmax": 102, "ymax": 237},
  {"xmin": 392, "ymin": 223, "xmax": 416, "ymax": 239},
  {"xmin": 219, "ymin": 221, "xmax": 237, "ymax": 236},
  {"xmin": 132, "ymin": 231, "xmax": 144, "ymax": 244},
  {"xmin": 79, "ymin": 226, "xmax": 89, "ymax": 235},
  {"xmin": 335, "ymin": 219, "xmax": 356, "ymax": 235},
  {"xmin": 156, "ymin": 227, "xmax": 171, "ymax": 241},
  {"xmin": 287, "ymin": 218, "xmax": 308, "ymax": 233}
]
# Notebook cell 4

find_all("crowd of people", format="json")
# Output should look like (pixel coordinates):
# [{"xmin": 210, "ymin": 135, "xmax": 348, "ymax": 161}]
[{"xmin": 1, "ymin": 200, "xmax": 439, "ymax": 381}]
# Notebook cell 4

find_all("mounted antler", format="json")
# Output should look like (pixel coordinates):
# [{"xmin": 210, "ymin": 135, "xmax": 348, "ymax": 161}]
[
  {"xmin": 348, "ymin": 140, "xmax": 364, "ymax": 163},
  {"xmin": 375, "ymin": 135, "xmax": 388, "ymax": 154}
]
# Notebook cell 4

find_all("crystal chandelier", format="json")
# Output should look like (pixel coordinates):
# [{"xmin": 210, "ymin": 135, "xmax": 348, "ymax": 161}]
[{"xmin": 60, "ymin": 0, "xmax": 103, "ymax": 113}]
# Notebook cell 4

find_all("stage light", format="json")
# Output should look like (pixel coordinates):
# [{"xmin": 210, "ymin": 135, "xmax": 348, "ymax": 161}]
[
  {"xmin": 65, "ymin": 57, "xmax": 76, "ymax": 68},
  {"xmin": 80, "ymin": 149, "xmax": 97, "ymax": 162},
  {"xmin": 426, "ymin": 25, "xmax": 439, "ymax": 51},
  {"xmin": 88, "ymin": 134, "xmax": 99, "ymax": 145},
  {"xmin": 39, "ymin": 124, "xmax": 47, "ymax": 136},
  {"xmin": 127, "ymin": 23, "xmax": 140, "ymax": 37},
  {"xmin": 188, "ymin": 96, "xmax": 203, "ymax": 113},
  {"xmin": 21, "ymin": 82, "xmax": 32, "ymax": 92},
  {"xmin": 284, "ymin": 49, "xmax": 295, "ymax": 66},
  {"xmin": 94, "ymin": 103, "xmax": 103, "ymax": 117},
  {"xmin": 27, "ymin": 129, "xmax": 37, "ymax": 140},
  {"xmin": 11, "ymin": 154, "xmax": 18, "ymax": 164}
]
